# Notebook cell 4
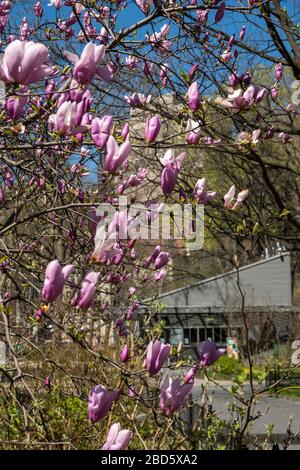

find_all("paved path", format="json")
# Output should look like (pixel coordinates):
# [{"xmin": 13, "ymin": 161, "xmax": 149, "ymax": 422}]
[{"xmin": 192, "ymin": 380, "xmax": 300, "ymax": 447}]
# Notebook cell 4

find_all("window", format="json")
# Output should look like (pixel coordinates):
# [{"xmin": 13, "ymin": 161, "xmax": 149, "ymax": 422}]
[
  {"xmin": 183, "ymin": 328, "xmax": 198, "ymax": 344},
  {"xmin": 221, "ymin": 328, "xmax": 228, "ymax": 343},
  {"xmin": 214, "ymin": 328, "xmax": 221, "ymax": 343},
  {"xmin": 199, "ymin": 329, "xmax": 206, "ymax": 342},
  {"xmin": 168, "ymin": 326, "xmax": 228, "ymax": 347},
  {"xmin": 169, "ymin": 328, "xmax": 183, "ymax": 346},
  {"xmin": 184, "ymin": 328, "xmax": 190, "ymax": 345},
  {"xmin": 165, "ymin": 329, "xmax": 171, "ymax": 344},
  {"xmin": 206, "ymin": 328, "xmax": 213, "ymax": 342},
  {"xmin": 190, "ymin": 328, "xmax": 198, "ymax": 343}
]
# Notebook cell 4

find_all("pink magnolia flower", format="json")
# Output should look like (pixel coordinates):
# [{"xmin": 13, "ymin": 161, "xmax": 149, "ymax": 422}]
[
  {"xmin": 188, "ymin": 82, "xmax": 200, "ymax": 112},
  {"xmin": 96, "ymin": 6, "xmax": 110, "ymax": 19},
  {"xmin": 105, "ymin": 135, "xmax": 132, "ymax": 174},
  {"xmin": 48, "ymin": 0, "xmax": 62, "ymax": 9},
  {"xmin": 197, "ymin": 9, "xmax": 209, "ymax": 24},
  {"xmin": 3, "ymin": 167, "xmax": 14, "ymax": 189},
  {"xmin": 154, "ymin": 251, "xmax": 170, "ymax": 270},
  {"xmin": 117, "ymin": 168, "xmax": 148, "ymax": 194},
  {"xmin": 224, "ymin": 185, "xmax": 236, "ymax": 207},
  {"xmin": 130, "ymin": 248, "xmax": 137, "ymax": 261},
  {"xmin": 146, "ymin": 340, "xmax": 171, "ymax": 375},
  {"xmin": 91, "ymin": 115, "xmax": 113, "ymax": 149},
  {"xmin": 183, "ymin": 365, "xmax": 197, "ymax": 384},
  {"xmin": 160, "ymin": 149, "xmax": 186, "ymax": 196},
  {"xmin": 193, "ymin": 178, "xmax": 216, "ymax": 204},
  {"xmin": 48, "ymin": 101, "xmax": 88, "ymax": 135},
  {"xmin": 97, "ymin": 62, "xmax": 118, "ymax": 82},
  {"xmin": 198, "ymin": 341, "xmax": 225, "ymax": 368},
  {"xmin": 215, "ymin": 2, "xmax": 226, "ymax": 23},
  {"xmin": 229, "ymin": 73, "xmax": 239, "ymax": 88},
  {"xmin": 64, "ymin": 42, "xmax": 112, "ymax": 85},
  {"xmin": 144, "ymin": 245, "xmax": 161, "ymax": 268},
  {"xmin": 92, "ymin": 225, "xmax": 122, "ymax": 264},
  {"xmin": 159, "ymin": 63, "xmax": 169, "ymax": 87},
  {"xmin": 215, "ymin": 85, "xmax": 267, "ymax": 111},
  {"xmin": 44, "ymin": 376, "xmax": 51, "ymax": 388},
  {"xmin": 224, "ymin": 185, "xmax": 249, "ymax": 210},
  {"xmin": 143, "ymin": 60, "xmax": 154, "ymax": 76},
  {"xmin": 5, "ymin": 93, "xmax": 28, "ymax": 120},
  {"xmin": 72, "ymin": 270, "xmax": 100, "ymax": 310},
  {"xmin": 41, "ymin": 260, "xmax": 74, "ymax": 303},
  {"xmin": 127, "ymin": 300, "xmax": 140, "ymax": 320},
  {"xmin": 279, "ymin": 132, "xmax": 291, "ymax": 144},
  {"xmin": 0, "ymin": 188, "xmax": 4, "ymax": 205},
  {"xmin": 236, "ymin": 129, "xmax": 261, "ymax": 147},
  {"xmin": 120, "ymin": 344, "xmax": 129, "ymax": 363},
  {"xmin": 125, "ymin": 55, "xmax": 138, "ymax": 69},
  {"xmin": 87, "ymin": 207, "xmax": 103, "ymax": 236},
  {"xmin": 220, "ymin": 49, "xmax": 233, "ymax": 63},
  {"xmin": 275, "ymin": 63, "xmax": 283, "ymax": 81},
  {"xmin": 73, "ymin": 3, "xmax": 85, "ymax": 14},
  {"xmin": 0, "ymin": 40, "xmax": 53, "ymax": 84},
  {"xmin": 20, "ymin": 17, "xmax": 29, "ymax": 41},
  {"xmin": 45, "ymin": 79, "xmax": 55, "ymax": 99},
  {"xmin": 185, "ymin": 119, "xmax": 201, "ymax": 144},
  {"xmin": 228, "ymin": 34, "xmax": 235, "ymax": 48},
  {"xmin": 145, "ymin": 204, "xmax": 164, "ymax": 226},
  {"xmin": 145, "ymin": 115, "xmax": 161, "ymax": 142},
  {"xmin": 121, "ymin": 123, "xmax": 129, "ymax": 140},
  {"xmin": 286, "ymin": 103, "xmax": 298, "ymax": 118},
  {"xmin": 147, "ymin": 24, "xmax": 171, "ymax": 53},
  {"xmin": 101, "ymin": 423, "xmax": 133, "ymax": 450},
  {"xmin": 124, "ymin": 168, "xmax": 147, "ymax": 189},
  {"xmin": 34, "ymin": 2, "xmax": 43, "ymax": 17},
  {"xmin": 128, "ymin": 287, "xmax": 136, "ymax": 298},
  {"xmin": 240, "ymin": 71, "xmax": 252, "ymax": 86},
  {"xmin": 153, "ymin": 269, "xmax": 166, "ymax": 282},
  {"xmin": 239, "ymin": 25, "xmax": 246, "ymax": 40},
  {"xmin": 160, "ymin": 375, "xmax": 193, "ymax": 416},
  {"xmin": 88, "ymin": 385, "xmax": 119, "ymax": 423},
  {"xmin": 0, "ymin": 2, "xmax": 11, "ymax": 32},
  {"xmin": 124, "ymin": 93, "xmax": 151, "ymax": 107},
  {"xmin": 98, "ymin": 26, "xmax": 108, "ymax": 44},
  {"xmin": 204, "ymin": 136, "xmax": 221, "ymax": 145},
  {"xmin": 135, "ymin": 0, "xmax": 153, "ymax": 14},
  {"xmin": 107, "ymin": 209, "xmax": 139, "ymax": 240},
  {"xmin": 271, "ymin": 85, "xmax": 279, "ymax": 100}
]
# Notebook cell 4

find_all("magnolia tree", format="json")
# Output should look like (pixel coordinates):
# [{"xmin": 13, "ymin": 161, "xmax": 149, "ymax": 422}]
[{"xmin": 0, "ymin": 0, "xmax": 300, "ymax": 450}]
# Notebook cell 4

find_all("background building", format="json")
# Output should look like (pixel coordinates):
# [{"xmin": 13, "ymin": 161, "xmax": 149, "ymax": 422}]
[{"xmin": 141, "ymin": 251, "xmax": 300, "ymax": 359}]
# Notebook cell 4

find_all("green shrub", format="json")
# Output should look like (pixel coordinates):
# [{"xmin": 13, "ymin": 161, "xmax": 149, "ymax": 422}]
[{"xmin": 210, "ymin": 355, "xmax": 244, "ymax": 377}]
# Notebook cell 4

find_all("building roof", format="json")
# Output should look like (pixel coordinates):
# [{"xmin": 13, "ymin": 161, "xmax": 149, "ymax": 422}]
[{"xmin": 148, "ymin": 252, "xmax": 292, "ymax": 308}]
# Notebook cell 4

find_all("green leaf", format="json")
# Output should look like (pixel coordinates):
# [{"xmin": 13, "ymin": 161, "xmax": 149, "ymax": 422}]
[{"xmin": 180, "ymin": 69, "xmax": 189, "ymax": 82}]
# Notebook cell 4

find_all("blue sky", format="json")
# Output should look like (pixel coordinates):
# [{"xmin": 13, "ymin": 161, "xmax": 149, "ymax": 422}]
[
  {"xmin": 9, "ymin": 1, "xmax": 299, "ymax": 63},
  {"xmin": 6, "ymin": 1, "xmax": 300, "ymax": 182}
]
